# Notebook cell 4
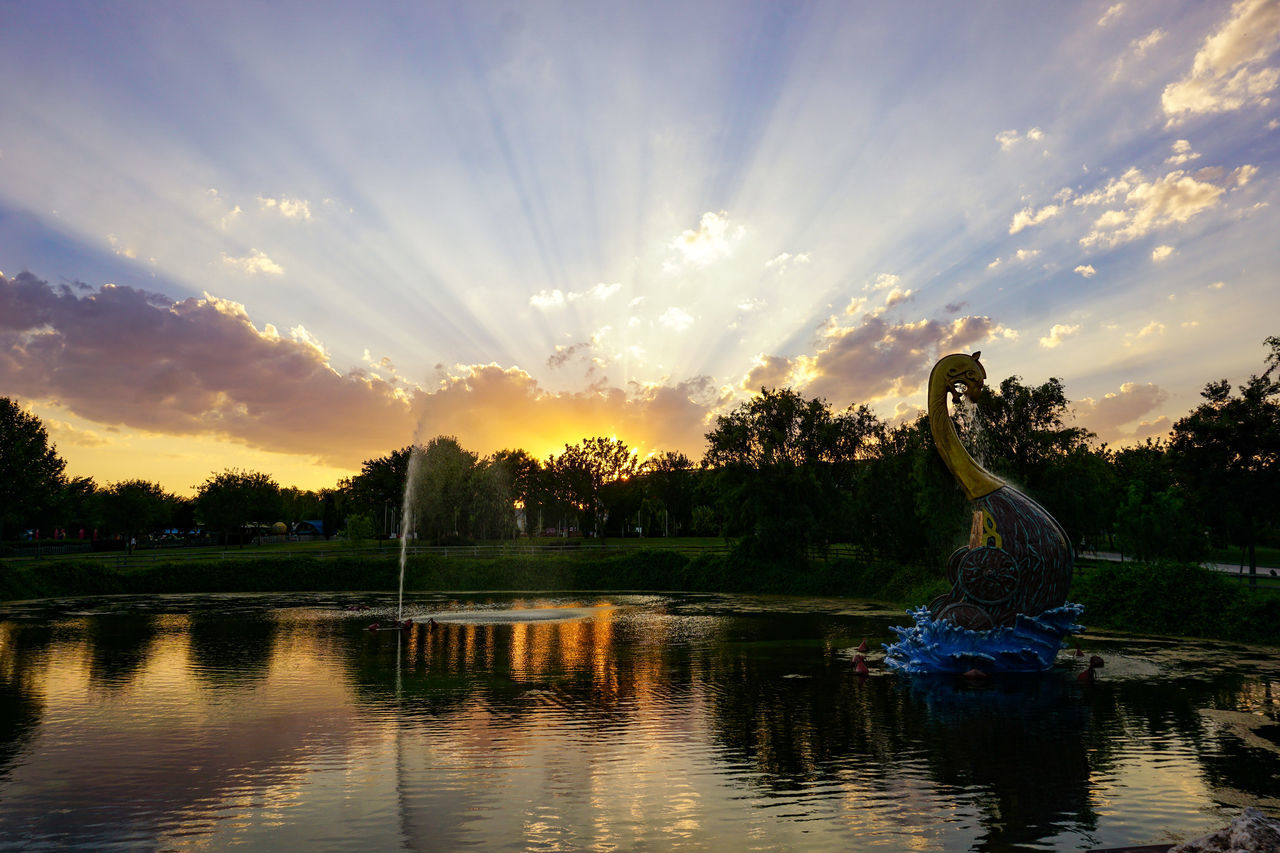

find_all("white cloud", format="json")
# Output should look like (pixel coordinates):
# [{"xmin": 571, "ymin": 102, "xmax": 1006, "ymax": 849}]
[
  {"xmin": 1210, "ymin": 280, "xmax": 1226, "ymax": 289},
  {"xmin": 529, "ymin": 289, "xmax": 567, "ymax": 308},
  {"xmin": 1134, "ymin": 28, "xmax": 1166, "ymax": 57},
  {"xmin": 529, "ymin": 282, "xmax": 622, "ymax": 309},
  {"xmin": 1079, "ymin": 169, "xmax": 1227, "ymax": 248},
  {"xmin": 1039, "ymin": 323, "xmax": 1081, "ymax": 348},
  {"xmin": 222, "ymin": 249, "xmax": 284, "ymax": 276},
  {"xmin": 1162, "ymin": 0, "xmax": 1280, "ymax": 123},
  {"xmin": 258, "ymin": 195, "xmax": 312, "ymax": 219},
  {"xmin": 1015, "ymin": 248, "xmax": 1041, "ymax": 262},
  {"xmin": 987, "ymin": 257, "xmax": 1003, "ymax": 269},
  {"xmin": 765, "ymin": 252, "xmax": 811, "ymax": 272},
  {"xmin": 884, "ymin": 288, "xmax": 914, "ymax": 309},
  {"xmin": 1151, "ymin": 244, "xmax": 1176, "ymax": 262},
  {"xmin": 666, "ymin": 211, "xmax": 744, "ymax": 270},
  {"xmin": 1098, "ymin": 3, "xmax": 1125, "ymax": 27},
  {"xmin": 867, "ymin": 273, "xmax": 900, "ymax": 292},
  {"xmin": 1074, "ymin": 264, "xmax": 1097, "ymax": 277},
  {"xmin": 1009, "ymin": 204, "xmax": 1060, "ymax": 234},
  {"xmin": 659, "ymin": 307, "xmax": 694, "ymax": 331},
  {"xmin": 1232, "ymin": 163, "xmax": 1259, "ymax": 185},
  {"xmin": 995, "ymin": 127, "xmax": 1045, "ymax": 152},
  {"xmin": 1165, "ymin": 139, "xmax": 1201, "ymax": 165}
]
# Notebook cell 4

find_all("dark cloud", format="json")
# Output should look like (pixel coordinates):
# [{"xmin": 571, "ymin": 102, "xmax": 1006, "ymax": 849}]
[
  {"xmin": 803, "ymin": 314, "xmax": 1007, "ymax": 405},
  {"xmin": 1, "ymin": 272, "xmax": 414, "ymax": 466}
]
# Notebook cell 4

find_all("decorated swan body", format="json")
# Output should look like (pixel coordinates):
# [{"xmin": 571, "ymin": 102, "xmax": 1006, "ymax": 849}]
[{"xmin": 926, "ymin": 352, "xmax": 1074, "ymax": 630}]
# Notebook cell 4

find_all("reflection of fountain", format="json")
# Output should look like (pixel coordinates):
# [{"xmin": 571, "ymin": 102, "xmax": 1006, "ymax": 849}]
[{"xmin": 886, "ymin": 353, "xmax": 1081, "ymax": 674}]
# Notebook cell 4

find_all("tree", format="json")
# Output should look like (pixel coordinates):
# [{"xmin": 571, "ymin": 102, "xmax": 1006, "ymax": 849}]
[
  {"xmin": 703, "ymin": 388, "xmax": 882, "ymax": 561},
  {"xmin": 411, "ymin": 437, "xmax": 479, "ymax": 543},
  {"xmin": 100, "ymin": 480, "xmax": 172, "ymax": 540},
  {"xmin": 341, "ymin": 446, "xmax": 413, "ymax": 535},
  {"xmin": 0, "ymin": 398, "xmax": 67, "ymax": 540},
  {"xmin": 553, "ymin": 437, "xmax": 638, "ymax": 540},
  {"xmin": 1169, "ymin": 336, "xmax": 1280, "ymax": 584},
  {"xmin": 492, "ymin": 448, "xmax": 543, "ymax": 537},
  {"xmin": 194, "ymin": 469, "xmax": 282, "ymax": 547}
]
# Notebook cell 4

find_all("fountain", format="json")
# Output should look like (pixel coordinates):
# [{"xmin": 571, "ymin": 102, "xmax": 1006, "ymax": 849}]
[{"xmin": 885, "ymin": 352, "xmax": 1083, "ymax": 674}]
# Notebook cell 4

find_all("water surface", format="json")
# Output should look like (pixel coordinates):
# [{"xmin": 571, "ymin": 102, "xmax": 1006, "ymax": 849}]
[{"xmin": 1, "ymin": 591, "xmax": 1277, "ymax": 851}]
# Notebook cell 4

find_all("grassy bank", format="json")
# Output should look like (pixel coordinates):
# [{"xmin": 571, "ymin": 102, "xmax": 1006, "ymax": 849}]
[
  {"xmin": 3, "ymin": 550, "xmax": 1275, "ymax": 647},
  {"xmin": 0, "ymin": 547, "xmax": 944, "ymax": 605}
]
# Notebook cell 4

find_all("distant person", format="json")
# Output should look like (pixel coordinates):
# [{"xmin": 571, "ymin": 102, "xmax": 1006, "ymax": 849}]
[{"xmin": 129, "ymin": 536, "xmax": 136, "ymax": 555}]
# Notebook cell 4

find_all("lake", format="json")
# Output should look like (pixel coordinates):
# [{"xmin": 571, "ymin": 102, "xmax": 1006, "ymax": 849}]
[{"xmin": 0, "ymin": 591, "xmax": 1277, "ymax": 851}]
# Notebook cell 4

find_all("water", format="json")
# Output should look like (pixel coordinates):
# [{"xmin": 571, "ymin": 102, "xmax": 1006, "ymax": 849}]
[{"xmin": 1, "ymin": 592, "xmax": 1277, "ymax": 851}]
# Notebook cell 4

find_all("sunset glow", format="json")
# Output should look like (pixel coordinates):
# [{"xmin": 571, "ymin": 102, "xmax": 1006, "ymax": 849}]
[{"xmin": 2, "ymin": 1, "xmax": 1278, "ymax": 493}]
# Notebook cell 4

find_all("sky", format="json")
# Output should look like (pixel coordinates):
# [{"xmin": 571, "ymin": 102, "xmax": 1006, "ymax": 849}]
[{"xmin": 2, "ymin": 0, "xmax": 1278, "ymax": 496}]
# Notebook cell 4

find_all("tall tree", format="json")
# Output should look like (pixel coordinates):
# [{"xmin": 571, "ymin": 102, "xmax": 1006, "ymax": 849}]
[
  {"xmin": 703, "ymin": 388, "xmax": 881, "ymax": 561},
  {"xmin": 194, "ymin": 469, "xmax": 282, "ymax": 547},
  {"xmin": 100, "ymin": 480, "xmax": 172, "ymax": 540},
  {"xmin": 554, "ymin": 437, "xmax": 638, "ymax": 539},
  {"xmin": 0, "ymin": 398, "xmax": 66, "ymax": 540},
  {"xmin": 1169, "ymin": 336, "xmax": 1280, "ymax": 584}
]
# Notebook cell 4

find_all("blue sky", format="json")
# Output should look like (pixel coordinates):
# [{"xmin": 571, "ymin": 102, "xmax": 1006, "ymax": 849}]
[{"xmin": 2, "ymin": 0, "xmax": 1278, "ymax": 492}]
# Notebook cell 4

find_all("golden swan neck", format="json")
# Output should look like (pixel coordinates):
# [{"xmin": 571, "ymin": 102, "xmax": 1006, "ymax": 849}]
[{"xmin": 928, "ymin": 353, "xmax": 1004, "ymax": 501}]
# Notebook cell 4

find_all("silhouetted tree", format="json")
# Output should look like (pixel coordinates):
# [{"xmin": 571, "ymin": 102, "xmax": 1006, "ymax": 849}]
[
  {"xmin": 0, "ymin": 397, "xmax": 66, "ymax": 540},
  {"xmin": 194, "ymin": 469, "xmax": 282, "ymax": 547},
  {"xmin": 1169, "ymin": 336, "xmax": 1280, "ymax": 584}
]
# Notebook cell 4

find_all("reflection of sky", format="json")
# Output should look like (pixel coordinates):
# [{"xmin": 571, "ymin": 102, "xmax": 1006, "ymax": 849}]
[{"xmin": 0, "ymin": 596, "xmax": 1277, "ymax": 848}]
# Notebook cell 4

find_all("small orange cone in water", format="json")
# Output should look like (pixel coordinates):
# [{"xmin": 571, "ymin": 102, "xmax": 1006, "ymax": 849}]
[
  {"xmin": 855, "ymin": 658, "xmax": 870, "ymax": 676},
  {"xmin": 962, "ymin": 668, "xmax": 988, "ymax": 680},
  {"xmin": 856, "ymin": 639, "xmax": 870, "ymax": 653},
  {"xmin": 1074, "ymin": 646, "xmax": 1084, "ymax": 657},
  {"xmin": 1077, "ymin": 666, "xmax": 1095, "ymax": 685}
]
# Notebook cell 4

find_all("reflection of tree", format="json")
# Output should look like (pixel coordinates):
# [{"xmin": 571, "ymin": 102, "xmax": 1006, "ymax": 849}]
[
  {"xmin": 899, "ymin": 678, "xmax": 1096, "ymax": 849},
  {"xmin": 86, "ymin": 614, "xmax": 158, "ymax": 689},
  {"xmin": 186, "ymin": 615, "xmax": 278, "ymax": 688},
  {"xmin": 0, "ymin": 624, "xmax": 49, "ymax": 775}
]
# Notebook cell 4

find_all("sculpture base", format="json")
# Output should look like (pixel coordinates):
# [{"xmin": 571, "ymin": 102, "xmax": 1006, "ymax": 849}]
[{"xmin": 885, "ymin": 602, "xmax": 1084, "ymax": 674}]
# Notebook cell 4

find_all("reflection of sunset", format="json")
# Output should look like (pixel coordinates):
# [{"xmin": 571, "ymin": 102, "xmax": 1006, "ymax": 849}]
[{"xmin": 2, "ymin": 595, "xmax": 1277, "ymax": 849}]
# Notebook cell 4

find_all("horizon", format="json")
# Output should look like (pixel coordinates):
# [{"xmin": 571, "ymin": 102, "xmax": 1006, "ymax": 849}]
[{"xmin": 2, "ymin": 1, "xmax": 1278, "ymax": 497}]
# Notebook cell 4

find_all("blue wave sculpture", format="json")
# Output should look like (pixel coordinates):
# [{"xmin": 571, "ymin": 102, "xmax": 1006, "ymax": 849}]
[{"xmin": 885, "ymin": 602, "xmax": 1084, "ymax": 674}]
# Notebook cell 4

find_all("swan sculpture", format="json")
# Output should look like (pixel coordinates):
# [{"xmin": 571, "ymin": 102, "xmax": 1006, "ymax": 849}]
[{"xmin": 925, "ymin": 352, "xmax": 1074, "ymax": 630}]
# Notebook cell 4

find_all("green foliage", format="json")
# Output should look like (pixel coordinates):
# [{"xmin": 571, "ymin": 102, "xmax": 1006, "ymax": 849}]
[
  {"xmin": 100, "ymin": 479, "xmax": 173, "ymax": 538},
  {"xmin": 193, "ymin": 469, "xmax": 282, "ymax": 546},
  {"xmin": 0, "ymin": 397, "xmax": 67, "ymax": 539},
  {"xmin": 1074, "ymin": 561, "xmax": 1280, "ymax": 645},
  {"xmin": 1168, "ymin": 336, "xmax": 1280, "ymax": 580},
  {"xmin": 343, "ymin": 513, "xmax": 376, "ymax": 545}
]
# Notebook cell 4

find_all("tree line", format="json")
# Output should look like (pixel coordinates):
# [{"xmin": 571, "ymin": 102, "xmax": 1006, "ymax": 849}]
[{"xmin": 3, "ymin": 337, "xmax": 1276, "ymax": 576}]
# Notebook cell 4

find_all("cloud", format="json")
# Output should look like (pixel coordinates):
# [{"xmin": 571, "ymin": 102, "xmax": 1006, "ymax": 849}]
[
  {"xmin": 1014, "ymin": 248, "xmax": 1041, "ymax": 262},
  {"xmin": 1166, "ymin": 139, "xmax": 1201, "ymax": 165},
  {"xmin": 883, "ymin": 288, "xmax": 914, "ymax": 309},
  {"xmin": 1039, "ymin": 323, "xmax": 1081, "ymax": 348},
  {"xmin": 1132, "ymin": 28, "xmax": 1166, "ymax": 58},
  {"xmin": 1078, "ymin": 168, "xmax": 1228, "ymax": 248},
  {"xmin": 1210, "ymin": 280, "xmax": 1226, "ymax": 289},
  {"xmin": 745, "ymin": 313, "xmax": 1015, "ymax": 406},
  {"xmin": 1162, "ymin": 0, "xmax": 1280, "ymax": 123},
  {"xmin": 416, "ymin": 364, "xmax": 729, "ymax": 460},
  {"xmin": 764, "ymin": 252, "xmax": 811, "ymax": 273},
  {"xmin": 1009, "ymin": 204, "xmax": 1059, "ymax": 234},
  {"xmin": 222, "ymin": 249, "xmax": 285, "ymax": 276},
  {"xmin": 1098, "ymin": 3, "xmax": 1125, "ymax": 27},
  {"xmin": 1074, "ymin": 382, "xmax": 1170, "ymax": 444},
  {"xmin": 658, "ymin": 307, "xmax": 694, "ymax": 331},
  {"xmin": 258, "ymin": 195, "xmax": 312, "ymax": 219},
  {"xmin": 1074, "ymin": 264, "xmax": 1097, "ymax": 277},
  {"xmin": 0, "ymin": 272, "xmax": 740, "ymax": 467},
  {"xmin": 1151, "ymin": 244, "xmax": 1176, "ymax": 262},
  {"xmin": 995, "ymin": 127, "xmax": 1045, "ymax": 152},
  {"xmin": 867, "ymin": 273, "xmax": 900, "ymax": 292},
  {"xmin": 665, "ymin": 211, "xmax": 744, "ymax": 270},
  {"xmin": 0, "ymin": 272, "xmax": 411, "ymax": 467},
  {"xmin": 529, "ymin": 282, "xmax": 622, "ymax": 309}
]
